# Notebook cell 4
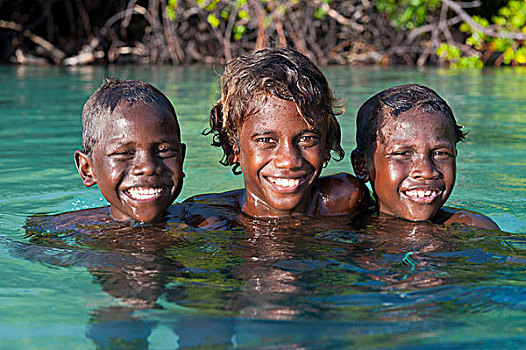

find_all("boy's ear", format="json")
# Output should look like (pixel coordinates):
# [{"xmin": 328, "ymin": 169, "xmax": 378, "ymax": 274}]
[
  {"xmin": 74, "ymin": 150, "xmax": 97, "ymax": 187},
  {"xmin": 229, "ymin": 153, "xmax": 239, "ymax": 165},
  {"xmin": 324, "ymin": 147, "xmax": 331, "ymax": 162},
  {"xmin": 180, "ymin": 142, "xmax": 187, "ymax": 163},
  {"xmin": 228, "ymin": 142, "xmax": 239, "ymax": 165},
  {"xmin": 351, "ymin": 149, "xmax": 370, "ymax": 183}
]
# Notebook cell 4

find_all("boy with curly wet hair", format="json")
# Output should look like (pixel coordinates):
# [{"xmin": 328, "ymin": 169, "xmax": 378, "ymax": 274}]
[{"xmin": 184, "ymin": 48, "xmax": 370, "ymax": 225}]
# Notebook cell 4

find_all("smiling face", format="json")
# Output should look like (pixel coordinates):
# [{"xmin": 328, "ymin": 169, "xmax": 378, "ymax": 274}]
[
  {"xmin": 235, "ymin": 96, "xmax": 329, "ymax": 217},
  {"xmin": 75, "ymin": 101, "xmax": 185, "ymax": 223},
  {"xmin": 366, "ymin": 108, "xmax": 457, "ymax": 221}
]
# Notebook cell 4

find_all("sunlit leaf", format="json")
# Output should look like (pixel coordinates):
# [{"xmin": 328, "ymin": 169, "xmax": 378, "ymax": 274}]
[
  {"xmin": 314, "ymin": 7, "xmax": 327, "ymax": 20},
  {"xmin": 238, "ymin": 10, "xmax": 249, "ymax": 19},
  {"xmin": 207, "ymin": 13, "xmax": 220, "ymax": 28}
]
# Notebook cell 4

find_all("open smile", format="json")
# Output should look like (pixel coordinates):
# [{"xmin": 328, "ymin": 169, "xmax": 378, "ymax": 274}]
[
  {"xmin": 402, "ymin": 188, "xmax": 442, "ymax": 204},
  {"xmin": 265, "ymin": 176, "xmax": 304, "ymax": 193},
  {"xmin": 125, "ymin": 186, "xmax": 168, "ymax": 202}
]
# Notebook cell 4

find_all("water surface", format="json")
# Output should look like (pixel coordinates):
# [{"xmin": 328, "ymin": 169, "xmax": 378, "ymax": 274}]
[{"xmin": 0, "ymin": 65, "xmax": 525, "ymax": 349}]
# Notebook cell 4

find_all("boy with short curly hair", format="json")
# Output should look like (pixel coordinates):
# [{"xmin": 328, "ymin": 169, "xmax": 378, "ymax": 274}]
[
  {"xmin": 75, "ymin": 78, "xmax": 186, "ymax": 223},
  {"xmin": 351, "ymin": 83, "xmax": 498, "ymax": 229}
]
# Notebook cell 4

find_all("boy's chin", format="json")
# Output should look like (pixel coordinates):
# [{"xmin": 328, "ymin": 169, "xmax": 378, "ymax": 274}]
[{"xmin": 380, "ymin": 207, "xmax": 440, "ymax": 222}]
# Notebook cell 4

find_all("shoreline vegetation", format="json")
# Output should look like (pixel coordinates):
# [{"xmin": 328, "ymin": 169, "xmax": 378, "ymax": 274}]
[{"xmin": 1, "ymin": 0, "xmax": 526, "ymax": 68}]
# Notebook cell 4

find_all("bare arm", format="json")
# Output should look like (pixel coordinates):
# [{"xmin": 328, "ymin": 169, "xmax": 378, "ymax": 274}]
[{"xmin": 439, "ymin": 208, "xmax": 500, "ymax": 230}]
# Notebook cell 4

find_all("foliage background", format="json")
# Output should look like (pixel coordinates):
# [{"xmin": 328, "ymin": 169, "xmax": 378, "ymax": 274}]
[{"xmin": 1, "ymin": 0, "xmax": 525, "ymax": 67}]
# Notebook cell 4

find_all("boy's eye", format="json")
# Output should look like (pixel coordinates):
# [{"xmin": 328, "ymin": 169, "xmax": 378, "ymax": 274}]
[
  {"xmin": 110, "ymin": 150, "xmax": 134, "ymax": 159},
  {"xmin": 389, "ymin": 150, "xmax": 411, "ymax": 158},
  {"xmin": 433, "ymin": 150, "xmax": 454, "ymax": 160},
  {"xmin": 298, "ymin": 135, "xmax": 319, "ymax": 148},
  {"xmin": 156, "ymin": 147, "xmax": 178, "ymax": 158},
  {"xmin": 254, "ymin": 137, "xmax": 276, "ymax": 148}
]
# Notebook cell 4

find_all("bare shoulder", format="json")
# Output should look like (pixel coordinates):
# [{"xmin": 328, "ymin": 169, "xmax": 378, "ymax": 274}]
[
  {"xmin": 315, "ymin": 173, "xmax": 372, "ymax": 216},
  {"xmin": 25, "ymin": 206, "xmax": 112, "ymax": 233},
  {"xmin": 24, "ymin": 206, "xmax": 114, "ymax": 248},
  {"xmin": 182, "ymin": 189, "xmax": 243, "ymax": 229},
  {"xmin": 435, "ymin": 207, "xmax": 500, "ymax": 230}
]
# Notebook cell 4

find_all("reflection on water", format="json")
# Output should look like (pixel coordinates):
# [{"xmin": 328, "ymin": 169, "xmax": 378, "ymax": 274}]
[
  {"xmin": 1, "ymin": 65, "xmax": 525, "ymax": 348},
  {"xmin": 10, "ymin": 207, "xmax": 524, "ymax": 348}
]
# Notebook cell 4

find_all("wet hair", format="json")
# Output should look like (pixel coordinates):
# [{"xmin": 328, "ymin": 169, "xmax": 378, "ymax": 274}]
[
  {"xmin": 355, "ymin": 84, "xmax": 467, "ymax": 157},
  {"xmin": 81, "ymin": 77, "xmax": 179, "ymax": 157},
  {"xmin": 204, "ymin": 47, "xmax": 345, "ymax": 174}
]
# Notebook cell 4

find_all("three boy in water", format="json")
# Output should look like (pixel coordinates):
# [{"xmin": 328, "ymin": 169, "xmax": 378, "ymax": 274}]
[{"xmin": 73, "ymin": 48, "xmax": 499, "ymax": 230}]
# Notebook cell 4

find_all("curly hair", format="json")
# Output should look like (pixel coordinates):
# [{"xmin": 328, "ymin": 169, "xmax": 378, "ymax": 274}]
[
  {"xmin": 81, "ymin": 77, "xmax": 179, "ymax": 157},
  {"xmin": 355, "ymin": 84, "xmax": 467, "ymax": 158},
  {"xmin": 204, "ymin": 48, "xmax": 345, "ymax": 174}
]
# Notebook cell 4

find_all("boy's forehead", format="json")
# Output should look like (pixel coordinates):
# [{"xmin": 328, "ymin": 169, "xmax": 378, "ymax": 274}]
[
  {"xmin": 97, "ymin": 101, "xmax": 179, "ymax": 136},
  {"xmin": 377, "ymin": 107, "xmax": 455, "ymax": 142},
  {"xmin": 243, "ymin": 97, "xmax": 328, "ymax": 132},
  {"xmin": 106, "ymin": 100, "xmax": 176, "ymax": 122},
  {"xmin": 379, "ymin": 106, "xmax": 451, "ymax": 128},
  {"xmin": 247, "ymin": 96, "xmax": 326, "ymax": 124}
]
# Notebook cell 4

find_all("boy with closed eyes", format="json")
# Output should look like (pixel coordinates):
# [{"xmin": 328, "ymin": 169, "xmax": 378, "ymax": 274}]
[{"xmin": 74, "ymin": 77, "xmax": 186, "ymax": 224}]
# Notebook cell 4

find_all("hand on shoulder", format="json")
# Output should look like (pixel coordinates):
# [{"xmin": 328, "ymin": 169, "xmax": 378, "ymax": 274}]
[{"xmin": 315, "ymin": 173, "xmax": 372, "ymax": 216}]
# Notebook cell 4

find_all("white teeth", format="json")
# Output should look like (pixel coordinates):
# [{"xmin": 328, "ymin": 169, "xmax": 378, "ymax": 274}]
[
  {"xmin": 405, "ymin": 189, "xmax": 437, "ymax": 198},
  {"xmin": 268, "ymin": 177, "xmax": 300, "ymax": 188},
  {"xmin": 127, "ymin": 187, "xmax": 163, "ymax": 200}
]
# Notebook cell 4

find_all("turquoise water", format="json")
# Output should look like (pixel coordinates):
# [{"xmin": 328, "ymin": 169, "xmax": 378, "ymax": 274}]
[{"xmin": 0, "ymin": 65, "xmax": 525, "ymax": 349}]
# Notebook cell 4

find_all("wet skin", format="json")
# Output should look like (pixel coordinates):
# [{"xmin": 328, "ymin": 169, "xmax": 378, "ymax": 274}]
[
  {"xmin": 75, "ymin": 101, "xmax": 185, "ymax": 223},
  {"xmin": 234, "ymin": 96, "xmax": 330, "ymax": 218},
  {"xmin": 363, "ymin": 108, "xmax": 457, "ymax": 221},
  {"xmin": 182, "ymin": 172, "xmax": 371, "ymax": 230}
]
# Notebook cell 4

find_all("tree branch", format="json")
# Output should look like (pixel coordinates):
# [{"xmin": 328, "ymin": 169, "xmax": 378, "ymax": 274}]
[
  {"xmin": 443, "ymin": 0, "xmax": 526, "ymax": 41},
  {"xmin": 312, "ymin": 0, "xmax": 364, "ymax": 32},
  {"xmin": 0, "ymin": 20, "xmax": 65, "ymax": 63}
]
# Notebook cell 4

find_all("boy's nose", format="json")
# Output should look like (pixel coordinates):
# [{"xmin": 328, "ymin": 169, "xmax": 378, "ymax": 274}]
[
  {"xmin": 131, "ymin": 151, "xmax": 161, "ymax": 176},
  {"xmin": 412, "ymin": 156, "xmax": 440, "ymax": 179},
  {"xmin": 273, "ymin": 142, "xmax": 302, "ymax": 170}
]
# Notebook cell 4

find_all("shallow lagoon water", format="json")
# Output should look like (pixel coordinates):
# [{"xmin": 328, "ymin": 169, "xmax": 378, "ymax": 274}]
[{"xmin": 0, "ymin": 65, "xmax": 525, "ymax": 349}]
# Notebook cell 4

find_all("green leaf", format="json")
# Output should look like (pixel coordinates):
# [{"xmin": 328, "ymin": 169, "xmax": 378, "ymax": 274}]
[
  {"xmin": 516, "ymin": 47, "xmax": 526, "ymax": 64},
  {"xmin": 436, "ymin": 43, "xmax": 460, "ymax": 61},
  {"xmin": 205, "ymin": 0, "xmax": 219, "ymax": 12},
  {"xmin": 471, "ymin": 15, "xmax": 488, "ymax": 28},
  {"xmin": 503, "ymin": 48, "xmax": 514, "ymax": 65},
  {"xmin": 314, "ymin": 7, "xmax": 327, "ymax": 20},
  {"xmin": 166, "ymin": 0, "xmax": 177, "ymax": 21},
  {"xmin": 233, "ymin": 24, "xmax": 246, "ymax": 40},
  {"xmin": 207, "ymin": 13, "xmax": 220, "ymax": 28},
  {"xmin": 239, "ymin": 10, "xmax": 250, "ymax": 19},
  {"xmin": 460, "ymin": 22, "xmax": 472, "ymax": 33},
  {"xmin": 494, "ymin": 38, "xmax": 512, "ymax": 52}
]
